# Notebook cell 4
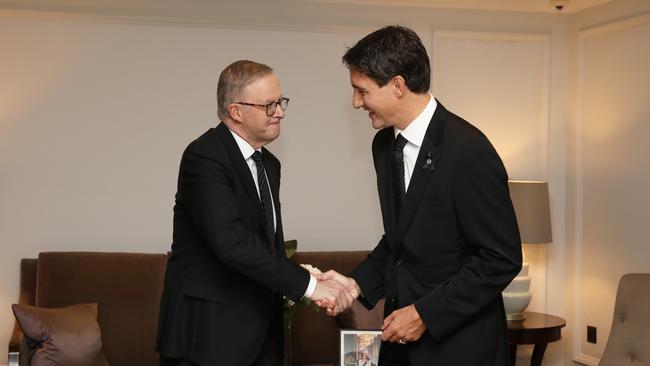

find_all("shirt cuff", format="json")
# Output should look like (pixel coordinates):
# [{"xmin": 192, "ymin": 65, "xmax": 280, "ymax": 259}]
[{"xmin": 303, "ymin": 274, "xmax": 317, "ymax": 298}]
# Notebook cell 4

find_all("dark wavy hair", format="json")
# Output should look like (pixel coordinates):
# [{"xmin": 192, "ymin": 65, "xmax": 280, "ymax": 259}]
[{"xmin": 342, "ymin": 25, "xmax": 430, "ymax": 93}]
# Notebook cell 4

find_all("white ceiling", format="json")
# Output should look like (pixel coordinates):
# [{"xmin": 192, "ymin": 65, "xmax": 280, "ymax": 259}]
[{"xmin": 0, "ymin": 0, "xmax": 615, "ymax": 17}]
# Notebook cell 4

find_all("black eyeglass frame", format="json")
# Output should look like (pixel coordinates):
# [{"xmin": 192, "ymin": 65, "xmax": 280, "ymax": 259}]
[{"xmin": 233, "ymin": 97, "xmax": 290, "ymax": 117}]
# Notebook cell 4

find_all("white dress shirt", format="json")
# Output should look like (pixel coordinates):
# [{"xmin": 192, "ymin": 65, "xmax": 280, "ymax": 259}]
[
  {"xmin": 229, "ymin": 129, "xmax": 317, "ymax": 298},
  {"xmin": 393, "ymin": 94, "xmax": 437, "ymax": 191}
]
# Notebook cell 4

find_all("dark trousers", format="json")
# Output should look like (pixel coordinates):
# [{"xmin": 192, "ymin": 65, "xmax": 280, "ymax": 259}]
[
  {"xmin": 160, "ymin": 297, "xmax": 283, "ymax": 366},
  {"xmin": 159, "ymin": 330, "xmax": 281, "ymax": 366},
  {"xmin": 160, "ymin": 341, "xmax": 280, "ymax": 366},
  {"xmin": 380, "ymin": 342, "xmax": 411, "ymax": 366},
  {"xmin": 159, "ymin": 356, "xmax": 199, "ymax": 366}
]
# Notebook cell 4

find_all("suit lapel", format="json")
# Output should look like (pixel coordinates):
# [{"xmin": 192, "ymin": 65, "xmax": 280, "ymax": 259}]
[
  {"xmin": 261, "ymin": 147, "xmax": 284, "ymax": 253},
  {"xmin": 392, "ymin": 101, "xmax": 447, "ymax": 251},
  {"xmin": 261, "ymin": 147, "xmax": 279, "ymax": 206},
  {"xmin": 375, "ymin": 130, "xmax": 398, "ymax": 235},
  {"xmin": 216, "ymin": 123, "xmax": 263, "ymax": 215},
  {"xmin": 394, "ymin": 135, "xmax": 441, "ymax": 243}
]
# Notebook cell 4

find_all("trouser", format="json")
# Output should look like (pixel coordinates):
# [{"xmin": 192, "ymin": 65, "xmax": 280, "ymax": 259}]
[
  {"xmin": 160, "ymin": 296, "xmax": 283, "ymax": 366},
  {"xmin": 380, "ymin": 341, "xmax": 411, "ymax": 366}
]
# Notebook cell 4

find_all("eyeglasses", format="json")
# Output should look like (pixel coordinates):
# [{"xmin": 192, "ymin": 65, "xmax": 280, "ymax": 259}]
[{"xmin": 233, "ymin": 97, "xmax": 290, "ymax": 117}]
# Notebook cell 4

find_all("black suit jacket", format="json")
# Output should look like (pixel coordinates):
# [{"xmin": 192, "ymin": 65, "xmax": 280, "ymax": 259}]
[
  {"xmin": 351, "ymin": 101, "xmax": 522, "ymax": 366},
  {"xmin": 156, "ymin": 123, "xmax": 309, "ymax": 365}
]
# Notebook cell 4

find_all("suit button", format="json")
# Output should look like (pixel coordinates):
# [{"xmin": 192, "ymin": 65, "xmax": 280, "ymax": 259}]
[{"xmin": 395, "ymin": 259, "xmax": 402, "ymax": 266}]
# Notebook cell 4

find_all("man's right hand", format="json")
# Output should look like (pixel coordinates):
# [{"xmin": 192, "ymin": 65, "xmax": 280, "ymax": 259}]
[
  {"xmin": 312, "ymin": 270, "xmax": 361, "ymax": 315},
  {"xmin": 310, "ymin": 277, "xmax": 355, "ymax": 316},
  {"xmin": 316, "ymin": 270, "xmax": 361, "ymax": 298}
]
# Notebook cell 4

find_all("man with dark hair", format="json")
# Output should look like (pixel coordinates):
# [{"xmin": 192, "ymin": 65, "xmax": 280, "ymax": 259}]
[
  {"xmin": 156, "ymin": 60, "xmax": 354, "ymax": 366},
  {"xmin": 319, "ymin": 26, "xmax": 522, "ymax": 365}
]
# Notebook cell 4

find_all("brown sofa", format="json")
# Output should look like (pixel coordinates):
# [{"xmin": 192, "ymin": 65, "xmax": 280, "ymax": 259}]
[
  {"xmin": 8, "ymin": 251, "xmax": 382, "ymax": 366},
  {"xmin": 8, "ymin": 252, "xmax": 168, "ymax": 366}
]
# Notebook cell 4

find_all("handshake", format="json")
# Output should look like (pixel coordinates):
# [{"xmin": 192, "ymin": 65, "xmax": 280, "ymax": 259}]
[
  {"xmin": 301, "ymin": 264, "xmax": 427, "ymax": 344},
  {"xmin": 302, "ymin": 264, "xmax": 361, "ymax": 316}
]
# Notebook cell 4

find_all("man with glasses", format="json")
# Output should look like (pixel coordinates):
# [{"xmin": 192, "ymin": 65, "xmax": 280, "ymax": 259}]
[
  {"xmin": 317, "ymin": 26, "xmax": 522, "ymax": 365},
  {"xmin": 156, "ymin": 60, "xmax": 354, "ymax": 366}
]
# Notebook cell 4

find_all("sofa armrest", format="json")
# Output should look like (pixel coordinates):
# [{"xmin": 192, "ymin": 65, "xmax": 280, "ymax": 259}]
[{"xmin": 8, "ymin": 320, "xmax": 24, "ymax": 366}]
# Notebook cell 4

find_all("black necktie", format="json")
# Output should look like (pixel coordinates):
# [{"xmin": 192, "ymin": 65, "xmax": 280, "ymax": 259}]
[
  {"xmin": 251, "ymin": 151, "xmax": 275, "ymax": 247},
  {"xmin": 392, "ymin": 134, "xmax": 407, "ymax": 217}
]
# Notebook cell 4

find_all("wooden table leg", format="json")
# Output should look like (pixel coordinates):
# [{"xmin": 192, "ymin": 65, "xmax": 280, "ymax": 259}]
[
  {"xmin": 530, "ymin": 343, "xmax": 548, "ymax": 366},
  {"xmin": 509, "ymin": 344, "xmax": 517, "ymax": 366}
]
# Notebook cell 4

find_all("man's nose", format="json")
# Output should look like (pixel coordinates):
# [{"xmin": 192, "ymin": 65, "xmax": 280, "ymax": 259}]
[
  {"xmin": 273, "ymin": 104, "xmax": 285, "ymax": 118},
  {"xmin": 352, "ymin": 92, "xmax": 363, "ymax": 109}
]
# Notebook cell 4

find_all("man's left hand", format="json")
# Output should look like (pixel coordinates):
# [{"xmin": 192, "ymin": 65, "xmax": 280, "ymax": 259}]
[{"xmin": 381, "ymin": 305, "xmax": 426, "ymax": 343}]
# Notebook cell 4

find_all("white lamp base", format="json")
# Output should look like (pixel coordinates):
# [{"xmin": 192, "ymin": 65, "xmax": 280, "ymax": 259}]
[
  {"xmin": 506, "ymin": 311, "xmax": 527, "ymax": 321},
  {"xmin": 503, "ymin": 262, "xmax": 531, "ymax": 320}
]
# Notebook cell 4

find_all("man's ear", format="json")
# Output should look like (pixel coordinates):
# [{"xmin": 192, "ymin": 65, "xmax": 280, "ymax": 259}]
[
  {"xmin": 391, "ymin": 76, "xmax": 407, "ymax": 98},
  {"xmin": 228, "ymin": 103, "xmax": 243, "ymax": 123}
]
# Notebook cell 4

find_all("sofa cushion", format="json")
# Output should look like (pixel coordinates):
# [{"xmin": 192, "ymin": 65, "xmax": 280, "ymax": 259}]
[
  {"xmin": 34, "ymin": 252, "xmax": 167, "ymax": 366},
  {"xmin": 12, "ymin": 302, "xmax": 110, "ymax": 366}
]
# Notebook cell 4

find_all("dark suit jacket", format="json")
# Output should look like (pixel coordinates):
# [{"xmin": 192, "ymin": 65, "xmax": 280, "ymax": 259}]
[
  {"xmin": 156, "ymin": 123, "xmax": 309, "ymax": 366},
  {"xmin": 351, "ymin": 101, "xmax": 522, "ymax": 366}
]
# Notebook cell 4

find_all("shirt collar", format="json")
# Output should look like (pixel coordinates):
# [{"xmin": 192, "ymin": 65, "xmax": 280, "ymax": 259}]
[
  {"xmin": 394, "ymin": 93, "xmax": 437, "ymax": 148},
  {"xmin": 229, "ymin": 129, "xmax": 258, "ymax": 160}
]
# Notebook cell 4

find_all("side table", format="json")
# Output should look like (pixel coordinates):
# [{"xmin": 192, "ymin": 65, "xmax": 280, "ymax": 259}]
[{"xmin": 507, "ymin": 312, "xmax": 566, "ymax": 366}]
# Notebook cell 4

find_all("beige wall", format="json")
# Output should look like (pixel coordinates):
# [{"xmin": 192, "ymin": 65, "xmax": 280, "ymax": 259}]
[
  {"xmin": 0, "ymin": 1, "xmax": 649, "ymax": 365},
  {"xmin": 568, "ymin": 1, "xmax": 650, "ymax": 364}
]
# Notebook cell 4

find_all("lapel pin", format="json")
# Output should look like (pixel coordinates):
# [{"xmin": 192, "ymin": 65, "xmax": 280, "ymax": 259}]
[{"xmin": 422, "ymin": 152, "xmax": 435, "ymax": 171}]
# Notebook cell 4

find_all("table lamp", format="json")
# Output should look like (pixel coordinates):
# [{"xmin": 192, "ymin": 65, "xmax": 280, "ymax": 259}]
[{"xmin": 503, "ymin": 180, "xmax": 552, "ymax": 320}]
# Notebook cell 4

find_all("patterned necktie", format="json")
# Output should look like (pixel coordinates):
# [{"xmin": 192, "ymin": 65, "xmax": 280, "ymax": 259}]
[
  {"xmin": 392, "ymin": 134, "xmax": 407, "ymax": 217},
  {"xmin": 251, "ymin": 151, "xmax": 275, "ymax": 247}
]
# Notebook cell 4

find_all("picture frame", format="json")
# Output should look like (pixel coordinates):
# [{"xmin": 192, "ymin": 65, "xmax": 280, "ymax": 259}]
[{"xmin": 339, "ymin": 329, "xmax": 381, "ymax": 366}]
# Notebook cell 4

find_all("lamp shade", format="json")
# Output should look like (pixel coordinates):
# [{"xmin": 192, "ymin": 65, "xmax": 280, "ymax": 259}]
[{"xmin": 508, "ymin": 181, "xmax": 552, "ymax": 244}]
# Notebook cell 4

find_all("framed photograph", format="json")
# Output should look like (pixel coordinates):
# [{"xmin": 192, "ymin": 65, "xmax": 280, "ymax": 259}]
[{"xmin": 339, "ymin": 329, "xmax": 381, "ymax": 366}]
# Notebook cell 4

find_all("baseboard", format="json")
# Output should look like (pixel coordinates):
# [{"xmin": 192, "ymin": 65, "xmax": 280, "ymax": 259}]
[{"xmin": 573, "ymin": 352, "xmax": 600, "ymax": 365}]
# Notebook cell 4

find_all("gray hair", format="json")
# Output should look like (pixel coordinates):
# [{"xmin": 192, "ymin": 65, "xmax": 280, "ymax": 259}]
[{"xmin": 217, "ymin": 60, "xmax": 274, "ymax": 121}]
